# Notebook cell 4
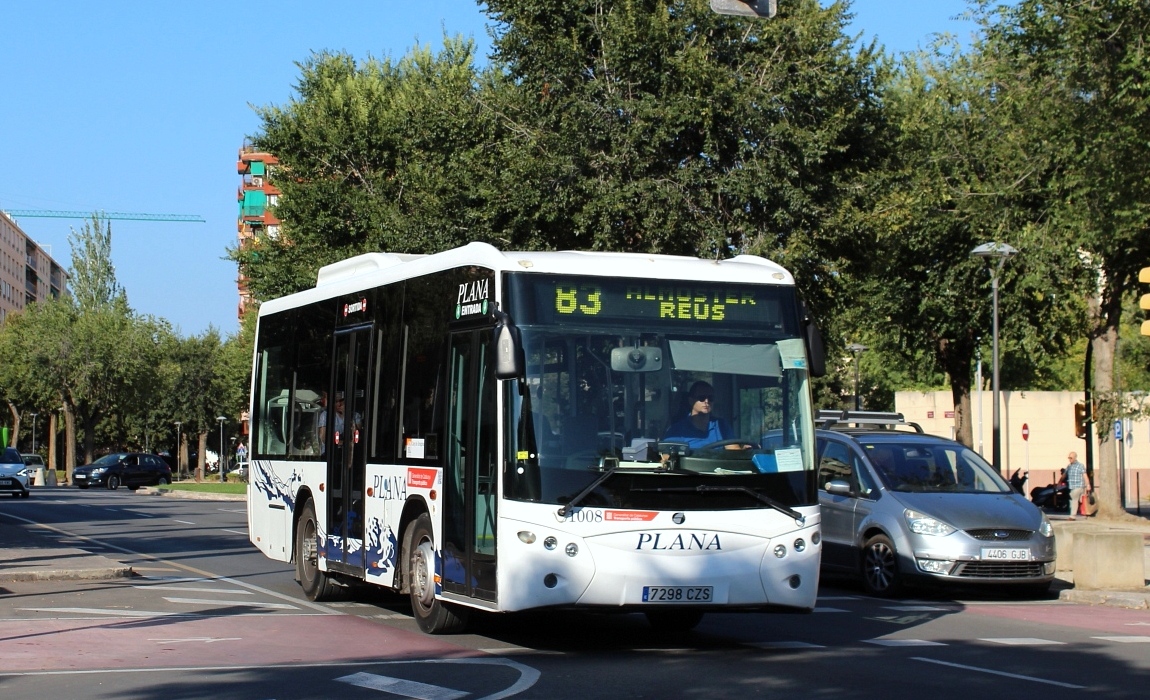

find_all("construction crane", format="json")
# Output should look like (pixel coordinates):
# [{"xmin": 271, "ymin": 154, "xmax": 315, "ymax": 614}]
[{"xmin": 3, "ymin": 210, "xmax": 204, "ymax": 223}]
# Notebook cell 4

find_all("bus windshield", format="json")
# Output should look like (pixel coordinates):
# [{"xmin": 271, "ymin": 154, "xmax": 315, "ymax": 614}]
[{"xmin": 503, "ymin": 273, "xmax": 817, "ymax": 511}]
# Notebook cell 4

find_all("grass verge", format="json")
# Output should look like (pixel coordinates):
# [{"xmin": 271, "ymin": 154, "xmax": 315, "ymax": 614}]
[{"xmin": 158, "ymin": 481, "xmax": 247, "ymax": 495}]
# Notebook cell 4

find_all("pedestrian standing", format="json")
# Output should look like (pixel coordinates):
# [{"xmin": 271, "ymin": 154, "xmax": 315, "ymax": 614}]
[{"xmin": 1065, "ymin": 451, "xmax": 1091, "ymax": 520}]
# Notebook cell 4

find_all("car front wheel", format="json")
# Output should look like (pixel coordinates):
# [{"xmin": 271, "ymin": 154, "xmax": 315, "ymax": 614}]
[
  {"xmin": 861, "ymin": 533, "xmax": 902, "ymax": 597},
  {"xmin": 106, "ymin": 475, "xmax": 120, "ymax": 490}
]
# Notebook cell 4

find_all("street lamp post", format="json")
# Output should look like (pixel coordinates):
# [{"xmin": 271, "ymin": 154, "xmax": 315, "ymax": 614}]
[
  {"xmin": 29, "ymin": 412, "xmax": 38, "ymax": 453},
  {"xmin": 174, "ymin": 421, "xmax": 182, "ymax": 479},
  {"xmin": 217, "ymin": 416, "xmax": 227, "ymax": 483},
  {"xmin": 846, "ymin": 344, "xmax": 868, "ymax": 411},
  {"xmin": 971, "ymin": 241, "xmax": 1018, "ymax": 475}
]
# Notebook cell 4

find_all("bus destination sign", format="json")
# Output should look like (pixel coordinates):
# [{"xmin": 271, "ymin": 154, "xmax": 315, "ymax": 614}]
[{"xmin": 514, "ymin": 275, "xmax": 786, "ymax": 328}]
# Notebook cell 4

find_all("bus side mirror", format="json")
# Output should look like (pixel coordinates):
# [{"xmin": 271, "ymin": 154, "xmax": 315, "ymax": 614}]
[
  {"xmin": 801, "ymin": 302, "xmax": 826, "ymax": 378},
  {"xmin": 493, "ymin": 316, "xmax": 524, "ymax": 380}
]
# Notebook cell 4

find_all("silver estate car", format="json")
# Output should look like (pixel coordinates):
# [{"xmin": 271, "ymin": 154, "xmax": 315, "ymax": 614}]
[{"xmin": 815, "ymin": 411, "xmax": 1055, "ymax": 597}]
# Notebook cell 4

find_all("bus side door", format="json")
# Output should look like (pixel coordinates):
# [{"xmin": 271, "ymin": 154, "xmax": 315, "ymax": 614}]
[
  {"xmin": 442, "ymin": 328, "xmax": 498, "ymax": 602},
  {"xmin": 325, "ymin": 324, "xmax": 372, "ymax": 575}
]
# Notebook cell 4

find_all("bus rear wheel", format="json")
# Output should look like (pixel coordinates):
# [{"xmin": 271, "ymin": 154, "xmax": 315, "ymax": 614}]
[
  {"xmin": 296, "ymin": 499, "xmax": 336, "ymax": 601},
  {"xmin": 407, "ymin": 513, "xmax": 468, "ymax": 634}
]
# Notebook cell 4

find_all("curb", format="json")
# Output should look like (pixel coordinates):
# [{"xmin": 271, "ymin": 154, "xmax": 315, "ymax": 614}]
[
  {"xmin": 139, "ymin": 487, "xmax": 246, "ymax": 501},
  {"xmin": 1058, "ymin": 588, "xmax": 1150, "ymax": 609},
  {"xmin": 0, "ymin": 548, "xmax": 133, "ymax": 583}
]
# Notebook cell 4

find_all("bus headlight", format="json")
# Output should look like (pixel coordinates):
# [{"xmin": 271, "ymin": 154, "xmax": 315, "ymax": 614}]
[
  {"xmin": 773, "ymin": 544, "xmax": 787, "ymax": 558},
  {"xmin": 565, "ymin": 543, "xmax": 579, "ymax": 557},
  {"xmin": 543, "ymin": 536, "xmax": 557, "ymax": 550},
  {"xmin": 517, "ymin": 531, "xmax": 537, "ymax": 544}
]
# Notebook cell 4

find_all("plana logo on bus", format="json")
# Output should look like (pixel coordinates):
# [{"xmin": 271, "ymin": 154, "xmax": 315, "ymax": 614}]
[
  {"xmin": 455, "ymin": 279, "xmax": 489, "ymax": 319},
  {"xmin": 636, "ymin": 532, "xmax": 722, "ymax": 551}
]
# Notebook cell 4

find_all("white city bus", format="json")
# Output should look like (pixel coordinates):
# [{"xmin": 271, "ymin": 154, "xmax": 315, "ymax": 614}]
[{"xmin": 247, "ymin": 242, "xmax": 826, "ymax": 633}]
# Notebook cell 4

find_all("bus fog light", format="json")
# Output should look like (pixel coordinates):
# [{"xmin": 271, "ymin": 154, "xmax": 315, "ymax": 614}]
[
  {"xmin": 793, "ymin": 538, "xmax": 806, "ymax": 552},
  {"xmin": 773, "ymin": 544, "xmax": 787, "ymax": 558},
  {"xmin": 544, "ymin": 573, "xmax": 558, "ymax": 588},
  {"xmin": 565, "ymin": 543, "xmax": 579, "ymax": 557},
  {"xmin": 788, "ymin": 575, "xmax": 801, "ymax": 589},
  {"xmin": 517, "ymin": 531, "xmax": 537, "ymax": 544},
  {"xmin": 543, "ymin": 536, "xmax": 557, "ymax": 550},
  {"xmin": 811, "ymin": 531, "xmax": 821, "ymax": 545},
  {"xmin": 916, "ymin": 558, "xmax": 954, "ymax": 574}
]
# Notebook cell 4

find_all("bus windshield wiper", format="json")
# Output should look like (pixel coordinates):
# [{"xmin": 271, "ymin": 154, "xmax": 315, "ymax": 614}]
[
  {"xmin": 557, "ymin": 460, "xmax": 619, "ymax": 517},
  {"xmin": 632, "ymin": 484, "xmax": 805, "ymax": 525}
]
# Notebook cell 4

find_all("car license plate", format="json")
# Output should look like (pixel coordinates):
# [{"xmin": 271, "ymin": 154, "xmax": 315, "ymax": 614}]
[
  {"xmin": 981, "ymin": 547, "xmax": 1031, "ymax": 561},
  {"xmin": 642, "ymin": 586, "xmax": 713, "ymax": 603},
  {"xmin": 0, "ymin": 478, "xmax": 11, "ymax": 486}
]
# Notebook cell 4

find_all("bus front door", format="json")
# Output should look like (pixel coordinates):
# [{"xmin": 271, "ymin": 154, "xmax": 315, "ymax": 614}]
[
  {"xmin": 325, "ymin": 325, "xmax": 372, "ymax": 576},
  {"xmin": 442, "ymin": 329, "xmax": 497, "ymax": 602}
]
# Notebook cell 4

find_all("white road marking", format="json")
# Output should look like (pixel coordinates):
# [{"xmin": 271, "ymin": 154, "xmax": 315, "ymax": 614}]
[
  {"xmin": 883, "ymin": 605, "xmax": 948, "ymax": 612},
  {"xmin": 132, "ymin": 585, "xmax": 253, "ymax": 595},
  {"xmin": 865, "ymin": 638, "xmax": 946, "ymax": 647},
  {"xmin": 221, "ymin": 528, "xmax": 247, "ymax": 535},
  {"xmin": 18, "ymin": 607, "xmax": 182, "ymax": 617},
  {"xmin": 748, "ymin": 641, "xmax": 825, "ymax": 650},
  {"xmin": 173, "ymin": 519, "xmax": 196, "ymax": 525},
  {"xmin": 815, "ymin": 596, "xmax": 860, "ymax": 601},
  {"xmin": 912, "ymin": 656, "xmax": 1086, "ymax": 689},
  {"xmin": 1091, "ymin": 636, "xmax": 1150, "ymax": 643},
  {"xmin": 813, "ymin": 607, "xmax": 848, "ymax": 613},
  {"xmin": 149, "ymin": 637, "xmax": 242, "ymax": 644},
  {"xmin": 218, "ymin": 507, "xmax": 246, "ymax": 513},
  {"xmin": 336, "ymin": 671, "xmax": 469, "ymax": 699},
  {"xmin": 163, "ymin": 597, "xmax": 297, "ymax": 610},
  {"xmin": 979, "ymin": 637, "xmax": 1065, "ymax": 646}
]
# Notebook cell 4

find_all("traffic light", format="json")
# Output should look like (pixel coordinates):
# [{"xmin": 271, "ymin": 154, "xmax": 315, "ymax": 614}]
[
  {"xmin": 1074, "ymin": 402, "xmax": 1088, "ymax": 440},
  {"xmin": 1140, "ymin": 266, "xmax": 1150, "ymax": 336}
]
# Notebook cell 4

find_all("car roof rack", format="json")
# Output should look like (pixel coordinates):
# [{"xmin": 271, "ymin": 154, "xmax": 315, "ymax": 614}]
[{"xmin": 817, "ymin": 409, "xmax": 924, "ymax": 433}]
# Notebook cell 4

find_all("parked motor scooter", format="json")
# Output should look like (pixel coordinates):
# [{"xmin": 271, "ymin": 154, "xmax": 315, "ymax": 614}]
[{"xmin": 1030, "ymin": 473, "xmax": 1069, "ymax": 511}]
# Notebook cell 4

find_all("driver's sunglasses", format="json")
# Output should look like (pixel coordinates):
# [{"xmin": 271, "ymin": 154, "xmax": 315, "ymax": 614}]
[{"xmin": 693, "ymin": 395, "xmax": 714, "ymax": 403}]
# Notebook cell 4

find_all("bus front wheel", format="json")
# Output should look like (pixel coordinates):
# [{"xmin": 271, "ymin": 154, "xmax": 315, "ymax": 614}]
[
  {"xmin": 407, "ymin": 513, "xmax": 468, "ymax": 634},
  {"xmin": 296, "ymin": 500, "xmax": 336, "ymax": 601}
]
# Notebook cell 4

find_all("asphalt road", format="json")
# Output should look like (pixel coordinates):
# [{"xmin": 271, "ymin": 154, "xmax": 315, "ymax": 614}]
[{"xmin": 2, "ymin": 490, "xmax": 1149, "ymax": 699}]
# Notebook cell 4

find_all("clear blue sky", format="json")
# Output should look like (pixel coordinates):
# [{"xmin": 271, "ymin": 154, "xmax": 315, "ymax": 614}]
[{"xmin": 0, "ymin": 1, "xmax": 979, "ymax": 337}]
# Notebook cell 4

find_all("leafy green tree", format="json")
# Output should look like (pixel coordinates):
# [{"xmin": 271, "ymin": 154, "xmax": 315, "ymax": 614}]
[
  {"xmin": 842, "ymin": 38, "xmax": 1086, "ymax": 449},
  {"xmin": 975, "ymin": 0, "xmax": 1150, "ymax": 518},
  {"xmin": 236, "ymin": 38, "xmax": 495, "ymax": 300}
]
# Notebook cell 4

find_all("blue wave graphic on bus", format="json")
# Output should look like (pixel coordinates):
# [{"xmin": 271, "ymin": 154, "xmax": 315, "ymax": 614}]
[
  {"xmin": 251, "ymin": 461, "xmax": 301, "ymax": 510},
  {"xmin": 321, "ymin": 532, "xmax": 366, "ymax": 569},
  {"xmin": 365, "ymin": 518, "xmax": 398, "ymax": 576}
]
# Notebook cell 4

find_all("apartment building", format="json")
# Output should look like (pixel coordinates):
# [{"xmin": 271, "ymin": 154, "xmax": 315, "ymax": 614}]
[
  {"xmin": 236, "ymin": 142, "xmax": 281, "ymax": 319},
  {"xmin": 0, "ymin": 210, "xmax": 67, "ymax": 324}
]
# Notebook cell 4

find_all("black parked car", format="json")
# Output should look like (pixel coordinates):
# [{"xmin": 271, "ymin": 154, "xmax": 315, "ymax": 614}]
[{"xmin": 73, "ymin": 452, "xmax": 173, "ymax": 490}]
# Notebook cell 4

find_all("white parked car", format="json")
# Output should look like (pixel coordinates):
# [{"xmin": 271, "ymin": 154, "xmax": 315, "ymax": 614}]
[{"xmin": 0, "ymin": 447, "xmax": 31, "ymax": 498}]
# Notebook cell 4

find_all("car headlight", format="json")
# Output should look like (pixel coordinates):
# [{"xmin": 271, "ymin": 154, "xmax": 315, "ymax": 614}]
[
  {"xmin": 91, "ymin": 467, "xmax": 106, "ymax": 474},
  {"xmin": 904, "ymin": 509, "xmax": 955, "ymax": 536},
  {"xmin": 1039, "ymin": 515, "xmax": 1054, "ymax": 538}
]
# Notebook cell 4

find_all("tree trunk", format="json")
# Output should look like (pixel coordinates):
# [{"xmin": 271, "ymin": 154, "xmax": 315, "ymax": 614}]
[
  {"xmin": 196, "ymin": 432, "xmax": 208, "ymax": 482},
  {"xmin": 7, "ymin": 400, "xmax": 19, "ymax": 447},
  {"xmin": 48, "ymin": 412, "xmax": 58, "ymax": 479},
  {"xmin": 63, "ymin": 400, "xmax": 77, "ymax": 483},
  {"xmin": 1089, "ymin": 273, "xmax": 1129, "ymax": 521}
]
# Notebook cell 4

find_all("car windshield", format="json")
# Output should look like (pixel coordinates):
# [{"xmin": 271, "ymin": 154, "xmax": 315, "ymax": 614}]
[
  {"xmin": 860, "ymin": 439, "xmax": 1011, "ymax": 494},
  {"xmin": 2, "ymin": 447, "xmax": 22, "ymax": 464},
  {"xmin": 92, "ymin": 453, "xmax": 129, "ymax": 466},
  {"xmin": 21, "ymin": 455, "xmax": 44, "ymax": 465}
]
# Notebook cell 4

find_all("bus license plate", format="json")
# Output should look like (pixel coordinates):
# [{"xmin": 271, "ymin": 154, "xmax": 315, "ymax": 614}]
[
  {"xmin": 981, "ymin": 547, "xmax": 1030, "ymax": 561},
  {"xmin": 642, "ymin": 586, "xmax": 713, "ymax": 603}
]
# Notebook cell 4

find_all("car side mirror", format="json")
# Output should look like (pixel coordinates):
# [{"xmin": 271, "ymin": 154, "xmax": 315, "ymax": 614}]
[{"xmin": 825, "ymin": 479, "xmax": 851, "ymax": 495}]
